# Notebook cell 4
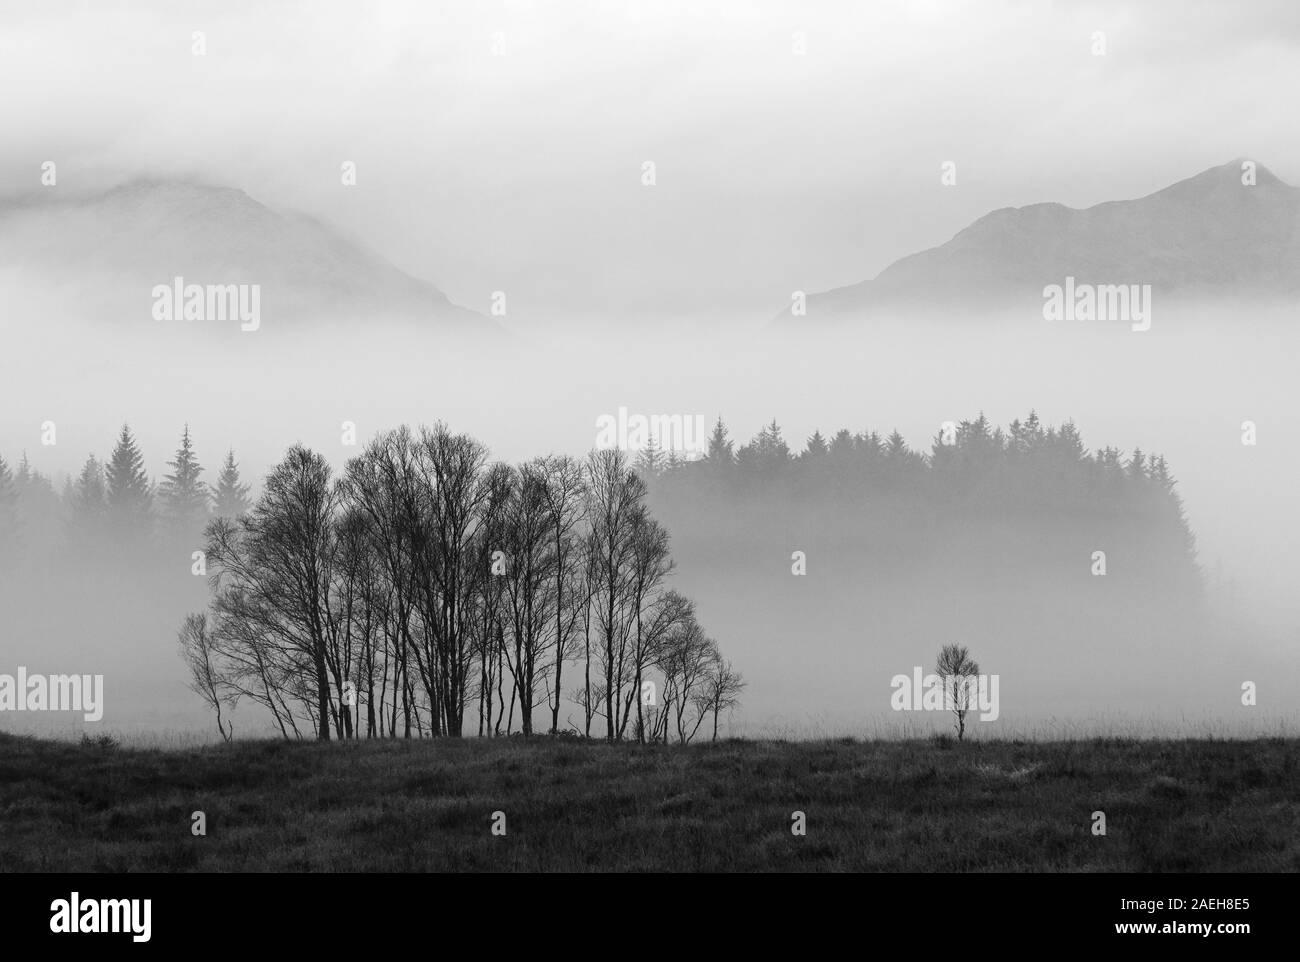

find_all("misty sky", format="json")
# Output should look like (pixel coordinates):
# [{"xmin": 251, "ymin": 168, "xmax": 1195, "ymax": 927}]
[
  {"xmin": 4, "ymin": 0, "xmax": 1300, "ymax": 318},
  {"xmin": 2, "ymin": 1, "xmax": 1299, "ymax": 740}
]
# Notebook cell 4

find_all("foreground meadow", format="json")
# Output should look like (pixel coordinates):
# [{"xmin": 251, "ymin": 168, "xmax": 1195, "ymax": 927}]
[{"xmin": 1, "ymin": 733, "xmax": 1296, "ymax": 872}]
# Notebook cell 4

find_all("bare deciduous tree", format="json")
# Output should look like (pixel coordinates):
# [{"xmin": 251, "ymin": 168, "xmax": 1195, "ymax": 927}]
[
  {"xmin": 177, "ymin": 613, "xmax": 232, "ymax": 742},
  {"xmin": 541, "ymin": 455, "xmax": 588, "ymax": 734},
  {"xmin": 658, "ymin": 614, "xmax": 715, "ymax": 744},
  {"xmin": 204, "ymin": 445, "xmax": 341, "ymax": 740},
  {"xmin": 584, "ymin": 449, "xmax": 644, "ymax": 740},
  {"xmin": 935, "ymin": 643, "xmax": 979, "ymax": 741},
  {"xmin": 697, "ymin": 657, "xmax": 746, "ymax": 742}
]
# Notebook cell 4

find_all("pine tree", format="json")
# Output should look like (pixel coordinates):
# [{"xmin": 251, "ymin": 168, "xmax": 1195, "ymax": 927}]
[
  {"xmin": 635, "ymin": 436, "xmax": 665, "ymax": 478},
  {"xmin": 855, "ymin": 430, "xmax": 884, "ymax": 462},
  {"xmin": 734, "ymin": 420, "xmax": 791, "ymax": 480},
  {"xmin": 884, "ymin": 430, "xmax": 910, "ymax": 460},
  {"xmin": 1010, "ymin": 410, "xmax": 1045, "ymax": 458},
  {"xmin": 105, "ymin": 424, "xmax": 152, "ymax": 535},
  {"xmin": 1148, "ymin": 454, "xmax": 1174, "ymax": 493},
  {"xmin": 1148, "ymin": 454, "xmax": 1197, "ymax": 567},
  {"xmin": 967, "ymin": 412, "xmax": 994, "ymax": 460},
  {"xmin": 1053, "ymin": 420, "xmax": 1086, "ymax": 463},
  {"xmin": 1095, "ymin": 446, "xmax": 1124, "ymax": 488},
  {"xmin": 11, "ymin": 454, "xmax": 61, "ymax": 555},
  {"xmin": 703, "ymin": 417, "xmax": 734, "ymax": 467},
  {"xmin": 1127, "ymin": 447, "xmax": 1147, "ymax": 482},
  {"xmin": 881, "ymin": 430, "xmax": 924, "ymax": 487},
  {"xmin": 0, "ymin": 453, "xmax": 13, "ymax": 508},
  {"xmin": 159, "ymin": 425, "xmax": 209, "ymax": 532},
  {"xmin": 69, "ymin": 454, "xmax": 108, "ymax": 535},
  {"xmin": 929, "ymin": 423, "xmax": 959, "ymax": 473},
  {"xmin": 14, "ymin": 453, "xmax": 55, "ymax": 511},
  {"xmin": 213, "ymin": 449, "xmax": 252, "ymax": 519},
  {"xmin": 803, "ymin": 430, "xmax": 828, "ymax": 459},
  {"xmin": 758, "ymin": 420, "xmax": 790, "ymax": 466},
  {"xmin": 0, "ymin": 453, "xmax": 15, "ymax": 546}
]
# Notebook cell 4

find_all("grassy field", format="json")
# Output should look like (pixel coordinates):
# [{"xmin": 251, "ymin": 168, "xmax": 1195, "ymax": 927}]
[{"xmin": 1, "ymin": 731, "xmax": 1296, "ymax": 871}]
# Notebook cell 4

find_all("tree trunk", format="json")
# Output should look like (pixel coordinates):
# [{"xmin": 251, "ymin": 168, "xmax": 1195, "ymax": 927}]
[{"xmin": 315, "ymin": 652, "xmax": 331, "ymax": 741}]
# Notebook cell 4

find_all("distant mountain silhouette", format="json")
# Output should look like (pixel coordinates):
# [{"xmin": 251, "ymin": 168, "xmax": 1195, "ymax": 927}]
[
  {"xmin": 0, "ymin": 179, "xmax": 485, "ymax": 330},
  {"xmin": 791, "ymin": 160, "xmax": 1300, "ymax": 322}
]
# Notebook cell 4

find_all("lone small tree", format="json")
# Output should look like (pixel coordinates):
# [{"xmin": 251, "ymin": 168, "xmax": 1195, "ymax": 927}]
[
  {"xmin": 178, "ymin": 613, "xmax": 233, "ymax": 742},
  {"xmin": 935, "ymin": 643, "xmax": 979, "ymax": 741},
  {"xmin": 697, "ymin": 657, "xmax": 746, "ymax": 742}
]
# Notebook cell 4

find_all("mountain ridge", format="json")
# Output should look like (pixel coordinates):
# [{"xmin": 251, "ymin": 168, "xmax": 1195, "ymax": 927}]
[
  {"xmin": 793, "ymin": 159, "xmax": 1300, "ymax": 322},
  {"xmin": 0, "ymin": 177, "xmax": 486, "ymax": 331}
]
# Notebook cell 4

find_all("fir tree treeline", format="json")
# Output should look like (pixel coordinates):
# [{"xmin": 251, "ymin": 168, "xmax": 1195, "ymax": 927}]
[
  {"xmin": 0, "ymin": 426, "xmax": 253, "ymax": 563},
  {"xmin": 179, "ymin": 424, "xmax": 744, "ymax": 743},
  {"xmin": 637, "ymin": 411, "xmax": 1200, "ymax": 591}
]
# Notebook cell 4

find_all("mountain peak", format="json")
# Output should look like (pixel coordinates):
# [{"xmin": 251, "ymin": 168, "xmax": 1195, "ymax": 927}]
[
  {"xmin": 796, "ymin": 159, "xmax": 1300, "ymax": 321},
  {"xmin": 0, "ymin": 177, "xmax": 487, "ymax": 331},
  {"xmin": 1145, "ymin": 158, "xmax": 1289, "ymax": 202}
]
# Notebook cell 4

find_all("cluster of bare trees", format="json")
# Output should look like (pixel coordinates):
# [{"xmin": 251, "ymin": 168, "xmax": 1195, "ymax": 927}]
[{"xmin": 179, "ymin": 424, "xmax": 744, "ymax": 744}]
